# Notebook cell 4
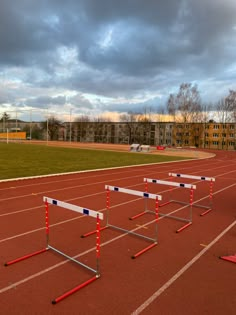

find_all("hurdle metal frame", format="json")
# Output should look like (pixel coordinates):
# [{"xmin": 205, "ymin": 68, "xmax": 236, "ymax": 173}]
[
  {"xmin": 168, "ymin": 173, "xmax": 215, "ymax": 216},
  {"xmin": 4, "ymin": 196, "xmax": 103, "ymax": 304},
  {"xmin": 81, "ymin": 185, "xmax": 162, "ymax": 259},
  {"xmin": 130, "ymin": 178, "xmax": 196, "ymax": 233}
]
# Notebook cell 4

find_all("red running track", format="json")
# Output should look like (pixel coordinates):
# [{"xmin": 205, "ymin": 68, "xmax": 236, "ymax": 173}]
[{"xmin": 0, "ymin": 150, "xmax": 235, "ymax": 314}]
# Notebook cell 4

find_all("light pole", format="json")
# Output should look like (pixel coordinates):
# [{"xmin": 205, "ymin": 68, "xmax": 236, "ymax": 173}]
[
  {"xmin": 29, "ymin": 109, "xmax": 32, "ymax": 141},
  {"xmin": 46, "ymin": 108, "xmax": 49, "ymax": 145},
  {"xmin": 69, "ymin": 108, "xmax": 72, "ymax": 142}
]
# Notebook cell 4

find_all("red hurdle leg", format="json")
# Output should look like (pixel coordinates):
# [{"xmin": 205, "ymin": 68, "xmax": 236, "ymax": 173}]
[
  {"xmin": 81, "ymin": 226, "xmax": 108, "ymax": 238},
  {"xmin": 132, "ymin": 243, "xmax": 157, "ymax": 259},
  {"xmin": 159, "ymin": 200, "xmax": 171, "ymax": 207},
  {"xmin": 52, "ymin": 275, "xmax": 99, "ymax": 304},
  {"xmin": 220, "ymin": 254, "xmax": 236, "ymax": 264},
  {"xmin": 176, "ymin": 222, "xmax": 192, "ymax": 233},
  {"xmin": 200, "ymin": 208, "xmax": 212, "ymax": 216},
  {"xmin": 4, "ymin": 248, "xmax": 48, "ymax": 266},
  {"xmin": 129, "ymin": 211, "xmax": 147, "ymax": 220}
]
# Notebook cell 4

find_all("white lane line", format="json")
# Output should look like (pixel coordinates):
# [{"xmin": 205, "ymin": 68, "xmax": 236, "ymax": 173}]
[{"xmin": 131, "ymin": 220, "xmax": 236, "ymax": 315}]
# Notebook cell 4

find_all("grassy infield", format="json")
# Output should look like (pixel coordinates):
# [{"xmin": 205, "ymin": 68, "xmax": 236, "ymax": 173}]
[{"xmin": 0, "ymin": 142, "xmax": 188, "ymax": 180}]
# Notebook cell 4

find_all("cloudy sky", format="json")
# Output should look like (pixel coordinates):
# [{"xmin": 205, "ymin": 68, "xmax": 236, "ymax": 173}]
[{"xmin": 0, "ymin": 0, "xmax": 236, "ymax": 121}]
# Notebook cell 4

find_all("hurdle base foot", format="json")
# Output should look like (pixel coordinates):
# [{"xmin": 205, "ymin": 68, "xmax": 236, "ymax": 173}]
[
  {"xmin": 200, "ymin": 209, "xmax": 212, "ymax": 216},
  {"xmin": 4, "ymin": 248, "xmax": 48, "ymax": 267},
  {"xmin": 129, "ymin": 211, "xmax": 147, "ymax": 220},
  {"xmin": 176, "ymin": 222, "xmax": 192, "ymax": 233},
  {"xmin": 220, "ymin": 255, "xmax": 236, "ymax": 264},
  {"xmin": 81, "ymin": 226, "xmax": 108, "ymax": 238},
  {"xmin": 51, "ymin": 275, "xmax": 99, "ymax": 304},
  {"xmin": 159, "ymin": 201, "xmax": 171, "ymax": 207},
  {"xmin": 131, "ymin": 242, "xmax": 157, "ymax": 259}
]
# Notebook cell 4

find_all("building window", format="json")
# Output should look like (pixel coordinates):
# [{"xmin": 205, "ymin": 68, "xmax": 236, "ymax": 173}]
[
  {"xmin": 213, "ymin": 133, "xmax": 219, "ymax": 137},
  {"xmin": 230, "ymin": 133, "xmax": 234, "ymax": 138},
  {"xmin": 212, "ymin": 141, "xmax": 219, "ymax": 145},
  {"xmin": 213, "ymin": 125, "xmax": 220, "ymax": 129}
]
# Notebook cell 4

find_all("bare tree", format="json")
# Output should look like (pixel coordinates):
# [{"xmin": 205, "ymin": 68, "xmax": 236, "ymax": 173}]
[
  {"xmin": 168, "ymin": 83, "xmax": 202, "ymax": 147},
  {"xmin": 176, "ymin": 83, "xmax": 202, "ymax": 123},
  {"xmin": 41, "ymin": 116, "xmax": 62, "ymax": 140},
  {"xmin": 225, "ymin": 89, "xmax": 236, "ymax": 122},
  {"xmin": 201, "ymin": 102, "xmax": 213, "ymax": 148},
  {"xmin": 0, "ymin": 112, "xmax": 11, "ymax": 131},
  {"xmin": 75, "ymin": 115, "xmax": 91, "ymax": 141},
  {"xmin": 216, "ymin": 98, "xmax": 232, "ymax": 123},
  {"xmin": 225, "ymin": 89, "xmax": 236, "ymax": 149},
  {"xmin": 166, "ymin": 94, "xmax": 176, "ymax": 121},
  {"xmin": 120, "ymin": 112, "xmax": 139, "ymax": 144},
  {"xmin": 137, "ymin": 107, "xmax": 153, "ymax": 145}
]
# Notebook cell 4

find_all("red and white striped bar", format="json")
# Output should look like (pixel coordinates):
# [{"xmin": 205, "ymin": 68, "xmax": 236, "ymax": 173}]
[
  {"xmin": 168, "ymin": 173, "xmax": 215, "ymax": 182},
  {"xmin": 143, "ymin": 178, "xmax": 196, "ymax": 190},
  {"xmin": 105, "ymin": 185, "xmax": 162, "ymax": 201},
  {"xmin": 43, "ymin": 196, "xmax": 103, "ymax": 220}
]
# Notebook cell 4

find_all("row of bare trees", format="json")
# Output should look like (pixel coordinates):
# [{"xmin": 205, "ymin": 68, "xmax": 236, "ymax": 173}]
[
  {"xmin": 167, "ymin": 84, "xmax": 236, "ymax": 124},
  {"xmin": 1, "ymin": 83, "xmax": 236, "ymax": 146}
]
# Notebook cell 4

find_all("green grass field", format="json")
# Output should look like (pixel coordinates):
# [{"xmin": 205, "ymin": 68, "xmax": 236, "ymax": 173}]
[{"xmin": 0, "ymin": 142, "xmax": 189, "ymax": 180}]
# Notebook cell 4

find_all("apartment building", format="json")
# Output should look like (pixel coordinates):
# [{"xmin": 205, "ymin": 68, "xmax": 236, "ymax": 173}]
[{"xmin": 173, "ymin": 122, "xmax": 235, "ymax": 150}]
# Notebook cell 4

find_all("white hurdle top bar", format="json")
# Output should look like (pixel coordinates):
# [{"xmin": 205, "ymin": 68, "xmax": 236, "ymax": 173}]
[
  {"xmin": 105, "ymin": 185, "xmax": 162, "ymax": 201},
  {"xmin": 43, "ymin": 197, "xmax": 103, "ymax": 220},
  {"xmin": 169, "ymin": 173, "xmax": 215, "ymax": 182},
  {"xmin": 144, "ymin": 178, "xmax": 196, "ymax": 189}
]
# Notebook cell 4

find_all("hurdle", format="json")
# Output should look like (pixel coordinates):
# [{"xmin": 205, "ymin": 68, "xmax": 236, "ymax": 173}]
[
  {"xmin": 220, "ymin": 254, "xmax": 236, "ymax": 264},
  {"xmin": 168, "ymin": 173, "xmax": 215, "ymax": 216},
  {"xmin": 4, "ymin": 197, "xmax": 103, "ymax": 304},
  {"xmin": 130, "ymin": 143, "xmax": 140, "ymax": 152},
  {"xmin": 130, "ymin": 178, "xmax": 196, "ymax": 233},
  {"xmin": 140, "ymin": 145, "xmax": 151, "ymax": 152},
  {"xmin": 81, "ymin": 185, "xmax": 162, "ymax": 259}
]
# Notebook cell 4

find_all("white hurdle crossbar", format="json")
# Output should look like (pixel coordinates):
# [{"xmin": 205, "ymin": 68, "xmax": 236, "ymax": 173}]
[
  {"xmin": 5, "ymin": 196, "xmax": 103, "ymax": 304},
  {"xmin": 169, "ymin": 173, "xmax": 215, "ymax": 216},
  {"xmin": 139, "ymin": 178, "xmax": 196, "ymax": 233},
  {"xmin": 82, "ymin": 185, "xmax": 162, "ymax": 259}
]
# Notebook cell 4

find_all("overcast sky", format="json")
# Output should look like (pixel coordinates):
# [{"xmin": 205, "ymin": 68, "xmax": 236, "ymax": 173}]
[{"xmin": 0, "ymin": 0, "xmax": 236, "ymax": 121}]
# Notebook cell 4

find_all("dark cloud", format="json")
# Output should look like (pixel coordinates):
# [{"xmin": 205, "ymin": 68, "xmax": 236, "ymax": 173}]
[
  {"xmin": 25, "ymin": 95, "xmax": 66, "ymax": 109},
  {"xmin": 0, "ymin": 0, "xmax": 236, "ymax": 116}
]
